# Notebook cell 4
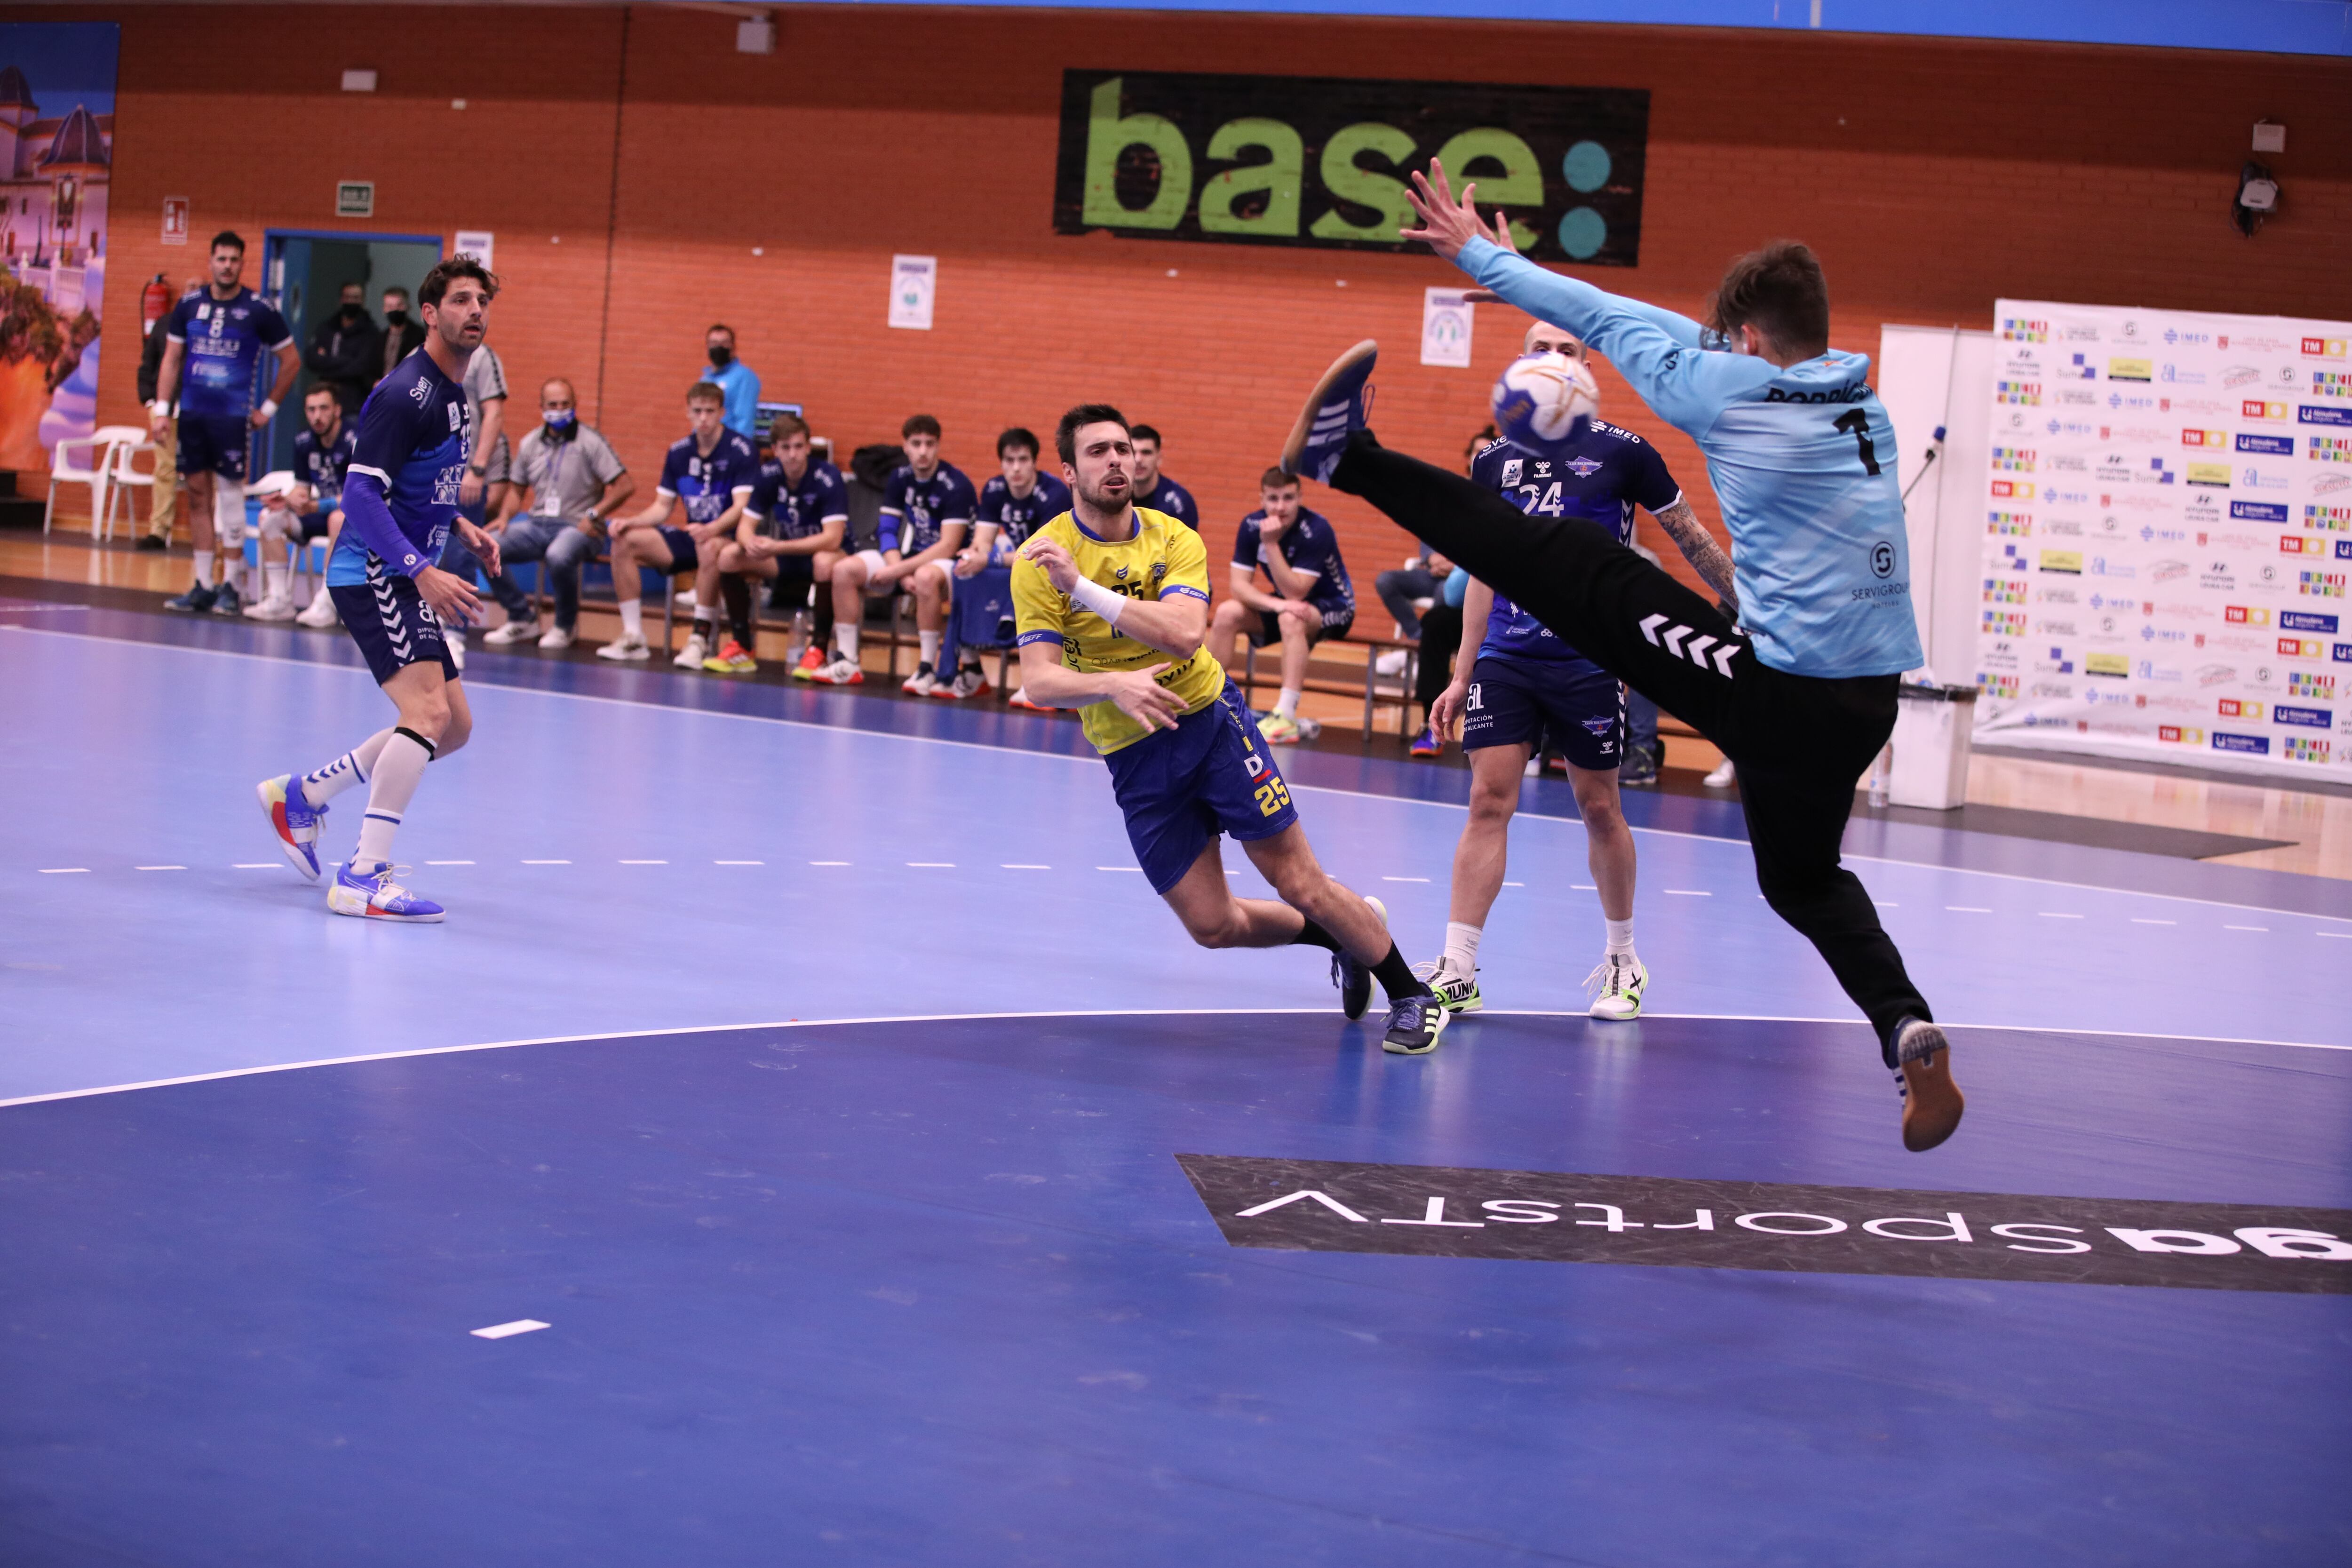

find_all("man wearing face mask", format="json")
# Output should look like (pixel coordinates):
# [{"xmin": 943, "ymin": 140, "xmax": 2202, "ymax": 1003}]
[
  {"xmin": 696, "ymin": 323, "xmax": 761, "ymax": 440},
  {"xmin": 381, "ymin": 287, "xmax": 425, "ymax": 379},
  {"xmin": 480, "ymin": 378, "xmax": 634, "ymax": 651},
  {"xmin": 304, "ymin": 282, "xmax": 382, "ymax": 415}
]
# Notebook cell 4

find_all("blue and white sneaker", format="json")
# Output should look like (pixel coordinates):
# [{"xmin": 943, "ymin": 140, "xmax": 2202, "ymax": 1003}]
[
  {"xmin": 1280, "ymin": 340, "xmax": 1378, "ymax": 485},
  {"xmin": 256, "ymin": 773, "xmax": 326, "ymax": 880},
  {"xmin": 327, "ymin": 860, "xmax": 445, "ymax": 923}
]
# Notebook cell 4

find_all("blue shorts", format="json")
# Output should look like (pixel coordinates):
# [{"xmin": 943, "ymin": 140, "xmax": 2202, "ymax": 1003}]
[
  {"xmin": 1104, "ymin": 678, "xmax": 1299, "ymax": 894},
  {"xmin": 1462, "ymin": 653, "xmax": 1623, "ymax": 770},
  {"xmin": 951, "ymin": 563, "xmax": 1015, "ymax": 653},
  {"xmin": 295, "ymin": 510, "xmax": 332, "ymax": 540},
  {"xmin": 655, "ymin": 526, "xmax": 700, "ymax": 571},
  {"xmin": 330, "ymin": 573, "xmax": 458, "ymax": 686},
  {"xmin": 177, "ymin": 414, "xmax": 250, "ymax": 481}
]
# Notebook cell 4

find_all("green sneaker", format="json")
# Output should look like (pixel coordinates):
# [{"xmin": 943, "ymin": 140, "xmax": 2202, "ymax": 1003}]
[
  {"xmin": 1413, "ymin": 959, "xmax": 1483, "ymax": 1013},
  {"xmin": 1585, "ymin": 955, "xmax": 1647, "ymax": 1021}
]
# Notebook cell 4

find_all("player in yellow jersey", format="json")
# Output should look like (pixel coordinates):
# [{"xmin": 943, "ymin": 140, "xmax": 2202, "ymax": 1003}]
[{"xmin": 1012, "ymin": 405, "xmax": 1446, "ymax": 1054}]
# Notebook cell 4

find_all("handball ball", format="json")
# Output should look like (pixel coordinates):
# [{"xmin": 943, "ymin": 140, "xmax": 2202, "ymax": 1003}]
[{"xmin": 1491, "ymin": 351, "xmax": 1600, "ymax": 454}]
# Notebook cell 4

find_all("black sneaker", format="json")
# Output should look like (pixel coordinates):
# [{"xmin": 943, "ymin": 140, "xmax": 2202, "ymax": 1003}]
[
  {"xmin": 1618, "ymin": 743, "xmax": 1661, "ymax": 788},
  {"xmin": 1332, "ymin": 949, "xmax": 1371, "ymax": 1021},
  {"xmin": 211, "ymin": 580, "xmax": 245, "ymax": 616},
  {"xmin": 1381, "ymin": 992, "xmax": 1449, "ymax": 1055},
  {"xmin": 135, "ymin": 533, "xmax": 168, "ymax": 552},
  {"xmin": 1280, "ymin": 340, "xmax": 1378, "ymax": 484},
  {"xmin": 163, "ymin": 580, "xmax": 216, "ymax": 613}
]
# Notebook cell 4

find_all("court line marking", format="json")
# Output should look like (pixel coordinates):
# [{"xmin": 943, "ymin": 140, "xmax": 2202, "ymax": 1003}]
[
  {"xmin": 426, "ymin": 859, "xmax": 475, "ymax": 866},
  {"xmin": 134, "ymin": 865, "xmax": 185, "ymax": 872},
  {"xmin": 715, "ymin": 860, "xmax": 763, "ymax": 866},
  {"xmin": 619, "ymin": 859, "xmax": 667, "ymax": 865},
  {"xmin": 470, "ymin": 1319, "xmax": 549, "ymax": 1340},
  {"xmin": 10, "ymin": 624, "xmax": 2349, "ymax": 925},
  {"xmin": 38, "ymin": 867, "xmax": 88, "ymax": 874},
  {"xmin": 5, "ymin": 1007, "xmax": 2345, "ymax": 1110},
  {"xmin": 521, "ymin": 859, "xmax": 571, "ymax": 865}
]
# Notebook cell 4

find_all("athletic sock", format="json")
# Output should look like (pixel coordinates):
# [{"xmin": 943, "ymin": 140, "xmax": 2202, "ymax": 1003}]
[
  {"xmin": 812, "ymin": 589, "xmax": 835, "ymax": 644},
  {"xmin": 721, "ymin": 574, "xmax": 753, "ymax": 645},
  {"xmin": 691, "ymin": 613, "xmax": 715, "ymax": 643},
  {"xmin": 1275, "ymin": 687, "xmax": 1302, "ymax": 721},
  {"xmin": 919, "ymin": 630, "xmax": 941, "ymax": 668},
  {"xmin": 1443, "ymin": 921, "xmax": 1483, "ymax": 977},
  {"xmin": 351, "ymin": 727, "xmax": 435, "ymax": 865},
  {"xmin": 1605, "ymin": 917, "xmax": 1636, "ymax": 960},
  {"xmin": 193, "ymin": 549, "xmax": 215, "ymax": 588},
  {"xmin": 1373, "ymin": 942, "xmax": 1430, "ymax": 1001},
  {"xmin": 1288, "ymin": 916, "xmax": 1342, "ymax": 953},
  {"xmin": 263, "ymin": 561, "xmax": 289, "ymax": 601},
  {"xmin": 618, "ymin": 598, "xmax": 644, "ymax": 638},
  {"xmin": 301, "ymin": 728, "xmax": 394, "ymax": 807},
  {"xmin": 837, "ymin": 624, "xmax": 859, "ymax": 660}
]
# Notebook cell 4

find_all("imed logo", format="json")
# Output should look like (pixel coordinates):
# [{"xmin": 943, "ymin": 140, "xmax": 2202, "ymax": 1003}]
[{"xmin": 2242, "ymin": 398, "xmax": 2289, "ymax": 421}]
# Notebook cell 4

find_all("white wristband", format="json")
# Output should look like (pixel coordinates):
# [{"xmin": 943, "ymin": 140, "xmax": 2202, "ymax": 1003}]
[
  {"xmin": 150, "ymin": 400, "xmax": 171, "ymax": 419},
  {"xmin": 258, "ymin": 399, "xmax": 278, "ymax": 422},
  {"xmin": 1067, "ymin": 575, "xmax": 1127, "ymax": 628}
]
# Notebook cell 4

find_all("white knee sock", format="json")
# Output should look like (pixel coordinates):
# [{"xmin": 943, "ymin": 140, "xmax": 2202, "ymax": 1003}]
[
  {"xmin": 836, "ymin": 624, "xmax": 859, "ymax": 660},
  {"xmin": 1444, "ymin": 921, "xmax": 1482, "ymax": 976},
  {"xmin": 263, "ymin": 560, "xmax": 289, "ymax": 600},
  {"xmin": 1605, "ymin": 916, "xmax": 1637, "ymax": 960},
  {"xmin": 919, "ymin": 630, "xmax": 940, "ymax": 668},
  {"xmin": 352, "ymin": 729, "xmax": 434, "ymax": 866},
  {"xmin": 1275, "ymin": 687, "xmax": 1302, "ymax": 721},
  {"xmin": 302, "ymin": 728, "xmax": 395, "ymax": 807},
  {"xmin": 618, "ymin": 598, "xmax": 643, "ymax": 637},
  {"xmin": 193, "ymin": 549, "xmax": 215, "ymax": 588}
]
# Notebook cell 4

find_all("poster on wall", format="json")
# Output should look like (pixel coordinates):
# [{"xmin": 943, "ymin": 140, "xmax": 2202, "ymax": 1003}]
[
  {"xmin": 1053, "ymin": 71, "xmax": 1646, "ymax": 266},
  {"xmin": 1973, "ymin": 298, "xmax": 2352, "ymax": 782}
]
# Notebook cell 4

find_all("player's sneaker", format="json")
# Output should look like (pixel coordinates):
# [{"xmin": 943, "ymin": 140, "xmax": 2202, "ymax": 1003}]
[
  {"xmin": 255, "ymin": 773, "xmax": 326, "ymax": 880},
  {"xmin": 902, "ymin": 663, "xmax": 939, "ymax": 696},
  {"xmin": 1257, "ymin": 712, "xmax": 1302, "ymax": 745},
  {"xmin": 135, "ymin": 533, "xmax": 168, "ymax": 552},
  {"xmin": 673, "ymin": 632, "xmax": 709, "ymax": 670},
  {"xmin": 1006, "ymin": 687, "xmax": 1047, "ymax": 710},
  {"xmin": 485, "ymin": 618, "xmax": 540, "ymax": 646},
  {"xmin": 537, "ymin": 625, "xmax": 574, "ymax": 651},
  {"xmin": 327, "ymin": 860, "xmax": 444, "ymax": 923},
  {"xmin": 1374, "ymin": 648, "xmax": 1409, "ymax": 677},
  {"xmin": 243, "ymin": 592, "xmax": 296, "ymax": 621},
  {"xmin": 1330, "ymin": 894, "xmax": 1387, "ymax": 1020},
  {"xmin": 1280, "ymin": 339, "xmax": 1378, "ymax": 485},
  {"xmin": 447, "ymin": 633, "xmax": 466, "ymax": 672},
  {"xmin": 1409, "ymin": 723, "xmax": 1441, "ymax": 758},
  {"xmin": 809, "ymin": 655, "xmax": 864, "ymax": 685},
  {"xmin": 1891, "ymin": 1018, "xmax": 1965, "ymax": 1152},
  {"xmin": 1703, "ymin": 757, "xmax": 1737, "ymax": 789},
  {"xmin": 933, "ymin": 667, "xmax": 991, "ymax": 700},
  {"xmin": 1412, "ymin": 959, "xmax": 1483, "ymax": 1013},
  {"xmin": 296, "ymin": 591, "xmax": 340, "ymax": 628},
  {"xmin": 211, "ymin": 580, "xmax": 245, "ymax": 616},
  {"xmin": 163, "ymin": 580, "xmax": 216, "ymax": 613},
  {"xmin": 1584, "ymin": 954, "xmax": 1647, "ymax": 1020},
  {"xmin": 1382, "ymin": 993, "xmax": 1449, "ymax": 1055},
  {"xmin": 790, "ymin": 645, "xmax": 827, "ymax": 681},
  {"xmin": 596, "ymin": 632, "xmax": 650, "ymax": 661},
  {"xmin": 704, "ymin": 637, "xmax": 757, "ymax": 674},
  {"xmin": 1618, "ymin": 743, "xmax": 1660, "ymax": 788}
]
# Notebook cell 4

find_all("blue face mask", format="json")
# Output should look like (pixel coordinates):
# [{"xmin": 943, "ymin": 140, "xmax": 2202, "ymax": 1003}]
[{"xmin": 542, "ymin": 409, "xmax": 576, "ymax": 430}]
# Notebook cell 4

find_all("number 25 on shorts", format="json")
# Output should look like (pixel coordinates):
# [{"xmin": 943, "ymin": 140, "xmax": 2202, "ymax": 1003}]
[{"xmin": 1241, "ymin": 748, "xmax": 1291, "ymax": 818}]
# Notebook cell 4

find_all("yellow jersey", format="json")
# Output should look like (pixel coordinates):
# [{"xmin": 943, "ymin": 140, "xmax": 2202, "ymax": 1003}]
[{"xmin": 1011, "ymin": 505, "xmax": 1225, "ymax": 755}]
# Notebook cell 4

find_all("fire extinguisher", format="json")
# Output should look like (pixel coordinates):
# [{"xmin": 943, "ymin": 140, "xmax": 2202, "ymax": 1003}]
[{"xmin": 142, "ymin": 272, "xmax": 171, "ymax": 327}]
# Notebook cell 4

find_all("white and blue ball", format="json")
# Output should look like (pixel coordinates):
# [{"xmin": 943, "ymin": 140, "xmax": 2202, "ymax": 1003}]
[{"xmin": 1490, "ymin": 351, "xmax": 1601, "ymax": 454}]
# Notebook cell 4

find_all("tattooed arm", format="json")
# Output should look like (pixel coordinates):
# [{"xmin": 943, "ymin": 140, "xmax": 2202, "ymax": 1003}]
[{"xmin": 1653, "ymin": 498, "xmax": 1737, "ymax": 614}]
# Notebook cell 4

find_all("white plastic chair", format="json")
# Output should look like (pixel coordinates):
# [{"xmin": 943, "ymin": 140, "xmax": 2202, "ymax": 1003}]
[
  {"xmin": 99, "ymin": 431, "xmax": 160, "ymax": 541},
  {"xmin": 45, "ymin": 425, "xmax": 139, "ymax": 538}
]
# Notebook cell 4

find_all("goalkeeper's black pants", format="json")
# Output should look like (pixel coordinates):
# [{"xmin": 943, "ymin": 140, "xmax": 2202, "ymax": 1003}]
[{"xmin": 1330, "ymin": 429, "xmax": 1931, "ymax": 1065}]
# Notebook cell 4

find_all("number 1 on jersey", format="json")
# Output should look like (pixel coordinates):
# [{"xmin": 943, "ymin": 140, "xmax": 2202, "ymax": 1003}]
[{"xmin": 1832, "ymin": 409, "xmax": 1881, "ymax": 476}]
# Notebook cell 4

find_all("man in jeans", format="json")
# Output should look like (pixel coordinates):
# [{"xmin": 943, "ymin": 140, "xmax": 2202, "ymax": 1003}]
[{"xmin": 482, "ymin": 378, "xmax": 634, "ymax": 651}]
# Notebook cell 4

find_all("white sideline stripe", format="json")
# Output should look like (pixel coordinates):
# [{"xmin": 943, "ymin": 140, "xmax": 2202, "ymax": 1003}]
[
  {"xmin": 231, "ymin": 863, "xmax": 276, "ymax": 869},
  {"xmin": 135, "ymin": 865, "xmax": 185, "ymax": 871},
  {"xmin": 1502, "ymin": 881, "xmax": 1524, "ymax": 887},
  {"xmin": 2321, "ymin": 931, "xmax": 2352, "ymax": 939},
  {"xmin": 6, "ymin": 1007, "xmax": 2346, "ymax": 1109},
  {"xmin": 521, "ymin": 859, "xmax": 570, "ymax": 865},
  {"xmin": 470, "ymin": 1319, "xmax": 549, "ymax": 1340},
  {"xmin": 2038, "ymin": 912, "xmax": 2084, "ymax": 919},
  {"xmin": 1002, "ymin": 863, "xmax": 1050, "ymax": 870},
  {"xmin": 715, "ymin": 860, "xmax": 763, "ymax": 866},
  {"xmin": 13, "ymin": 625, "xmax": 2351, "ymax": 927},
  {"xmin": 907, "ymin": 861, "xmax": 955, "ymax": 868},
  {"xmin": 2131, "ymin": 917, "xmax": 2176, "ymax": 924},
  {"xmin": 619, "ymin": 859, "xmax": 667, "ymax": 865},
  {"xmin": 1382, "ymin": 876, "xmax": 1430, "ymax": 883},
  {"xmin": 426, "ymin": 860, "xmax": 475, "ymax": 866},
  {"xmin": 810, "ymin": 860, "xmax": 850, "ymax": 866},
  {"xmin": 1947, "ymin": 906, "xmax": 1992, "ymax": 913},
  {"xmin": 1097, "ymin": 865, "xmax": 1143, "ymax": 873},
  {"xmin": 2225, "ymin": 924, "xmax": 2270, "ymax": 932},
  {"xmin": 38, "ymin": 867, "xmax": 89, "ymax": 874},
  {"xmin": 1874, "ymin": 900, "xmax": 1898, "ymax": 907},
  {"xmin": 1662, "ymin": 889, "xmax": 1710, "ymax": 897}
]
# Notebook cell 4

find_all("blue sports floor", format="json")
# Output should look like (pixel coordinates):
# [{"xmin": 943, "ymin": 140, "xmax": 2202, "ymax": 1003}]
[{"xmin": 3, "ymin": 609, "xmax": 2349, "ymax": 1565}]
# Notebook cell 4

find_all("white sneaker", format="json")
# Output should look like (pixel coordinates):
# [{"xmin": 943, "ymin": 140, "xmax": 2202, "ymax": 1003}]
[
  {"xmin": 902, "ymin": 665, "xmax": 939, "ymax": 696},
  {"xmin": 447, "ymin": 637, "xmax": 466, "ymax": 671},
  {"xmin": 243, "ymin": 593, "xmax": 297, "ymax": 621},
  {"xmin": 1374, "ymin": 649, "xmax": 1408, "ymax": 677},
  {"xmin": 1585, "ymin": 954, "xmax": 1648, "ymax": 1021},
  {"xmin": 1703, "ymin": 758, "xmax": 1737, "ymax": 788},
  {"xmin": 295, "ymin": 593, "xmax": 339, "ymax": 628},
  {"xmin": 674, "ymin": 633, "xmax": 709, "ymax": 670},
  {"xmin": 597, "ymin": 632, "xmax": 650, "ymax": 661},
  {"xmin": 809, "ymin": 655, "xmax": 864, "ymax": 685},
  {"xmin": 486, "ymin": 618, "xmax": 540, "ymax": 646},
  {"xmin": 538, "ymin": 625, "xmax": 575, "ymax": 651}
]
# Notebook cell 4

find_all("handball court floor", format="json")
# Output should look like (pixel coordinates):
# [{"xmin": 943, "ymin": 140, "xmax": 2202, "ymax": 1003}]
[{"xmin": 2, "ymin": 597, "xmax": 2348, "ymax": 1566}]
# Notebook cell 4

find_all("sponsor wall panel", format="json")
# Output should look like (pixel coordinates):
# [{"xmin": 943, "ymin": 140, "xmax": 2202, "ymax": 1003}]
[{"xmin": 1974, "ymin": 300, "xmax": 2352, "ymax": 783}]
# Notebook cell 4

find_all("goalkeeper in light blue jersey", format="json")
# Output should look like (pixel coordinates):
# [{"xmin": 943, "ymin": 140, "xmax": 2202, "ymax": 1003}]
[{"xmin": 1271, "ymin": 159, "xmax": 1962, "ymax": 1155}]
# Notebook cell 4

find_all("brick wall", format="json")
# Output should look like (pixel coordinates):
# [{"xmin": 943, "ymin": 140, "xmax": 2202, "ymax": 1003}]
[{"xmin": 77, "ymin": 3, "xmax": 2352, "ymax": 598}]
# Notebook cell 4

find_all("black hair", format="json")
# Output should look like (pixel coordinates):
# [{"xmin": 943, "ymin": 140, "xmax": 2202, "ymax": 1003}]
[
  {"xmin": 996, "ymin": 426, "xmax": 1041, "ymax": 460},
  {"xmin": 1128, "ymin": 423, "xmax": 1162, "ymax": 446},
  {"xmin": 901, "ymin": 413, "xmax": 941, "ymax": 440},
  {"xmin": 418, "ymin": 255, "xmax": 499, "ymax": 308},
  {"xmin": 208, "ymin": 231, "xmax": 244, "ymax": 255},
  {"xmin": 1709, "ymin": 240, "xmax": 1831, "ymax": 359},
  {"xmin": 1054, "ymin": 404, "xmax": 1128, "ymax": 465}
]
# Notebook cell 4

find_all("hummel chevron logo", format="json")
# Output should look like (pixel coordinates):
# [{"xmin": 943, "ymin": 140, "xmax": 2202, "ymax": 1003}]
[{"xmin": 1637, "ymin": 614, "xmax": 1738, "ymax": 677}]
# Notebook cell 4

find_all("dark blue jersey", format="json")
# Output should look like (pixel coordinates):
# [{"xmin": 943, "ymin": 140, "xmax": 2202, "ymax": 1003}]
[
  {"xmin": 164, "ymin": 287, "xmax": 292, "ymax": 421},
  {"xmin": 1134, "ymin": 474, "xmax": 1199, "ymax": 531},
  {"xmin": 658, "ymin": 431, "xmax": 760, "ymax": 525},
  {"xmin": 293, "ymin": 423, "xmax": 358, "ymax": 504},
  {"xmin": 1232, "ymin": 507, "xmax": 1354, "ymax": 624},
  {"xmin": 879, "ymin": 462, "xmax": 977, "ymax": 555},
  {"xmin": 748, "ymin": 458, "xmax": 849, "ymax": 541},
  {"xmin": 976, "ymin": 473, "xmax": 1073, "ymax": 556},
  {"xmin": 327, "ymin": 350, "xmax": 470, "ymax": 585},
  {"xmin": 1470, "ymin": 422, "xmax": 1683, "ymax": 666}
]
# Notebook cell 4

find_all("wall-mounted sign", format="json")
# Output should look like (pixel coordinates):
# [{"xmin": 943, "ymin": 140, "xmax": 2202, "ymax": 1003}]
[
  {"xmin": 889, "ymin": 255, "xmax": 936, "ymax": 331},
  {"xmin": 1422, "ymin": 287, "xmax": 1475, "ymax": 367},
  {"xmin": 453, "ymin": 229, "xmax": 494, "ymax": 274},
  {"xmin": 1053, "ymin": 70, "xmax": 1647, "ymax": 265},
  {"xmin": 160, "ymin": 196, "xmax": 188, "ymax": 246},
  {"xmin": 335, "ymin": 181, "xmax": 374, "ymax": 219}
]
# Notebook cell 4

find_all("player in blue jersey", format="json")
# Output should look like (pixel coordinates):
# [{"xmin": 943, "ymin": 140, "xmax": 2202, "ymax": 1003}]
[
  {"xmin": 941, "ymin": 426, "xmax": 1073, "ymax": 702},
  {"xmin": 253, "ymin": 258, "xmax": 504, "ymax": 923},
  {"xmin": 151, "ymin": 231, "xmax": 298, "ymax": 617},
  {"xmin": 704, "ymin": 414, "xmax": 848, "ymax": 674},
  {"xmin": 1422, "ymin": 320, "xmax": 1738, "ymax": 1022},
  {"xmin": 247, "ymin": 385, "xmax": 358, "ymax": 622},
  {"xmin": 881, "ymin": 415, "xmax": 979, "ymax": 694},
  {"xmin": 1275, "ymin": 160, "xmax": 1962, "ymax": 1151},
  {"xmin": 1128, "ymin": 424, "xmax": 1200, "ymax": 531},
  {"xmin": 598, "ymin": 382, "xmax": 760, "ymax": 665},
  {"xmin": 1208, "ymin": 470, "xmax": 1355, "ymax": 744}
]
